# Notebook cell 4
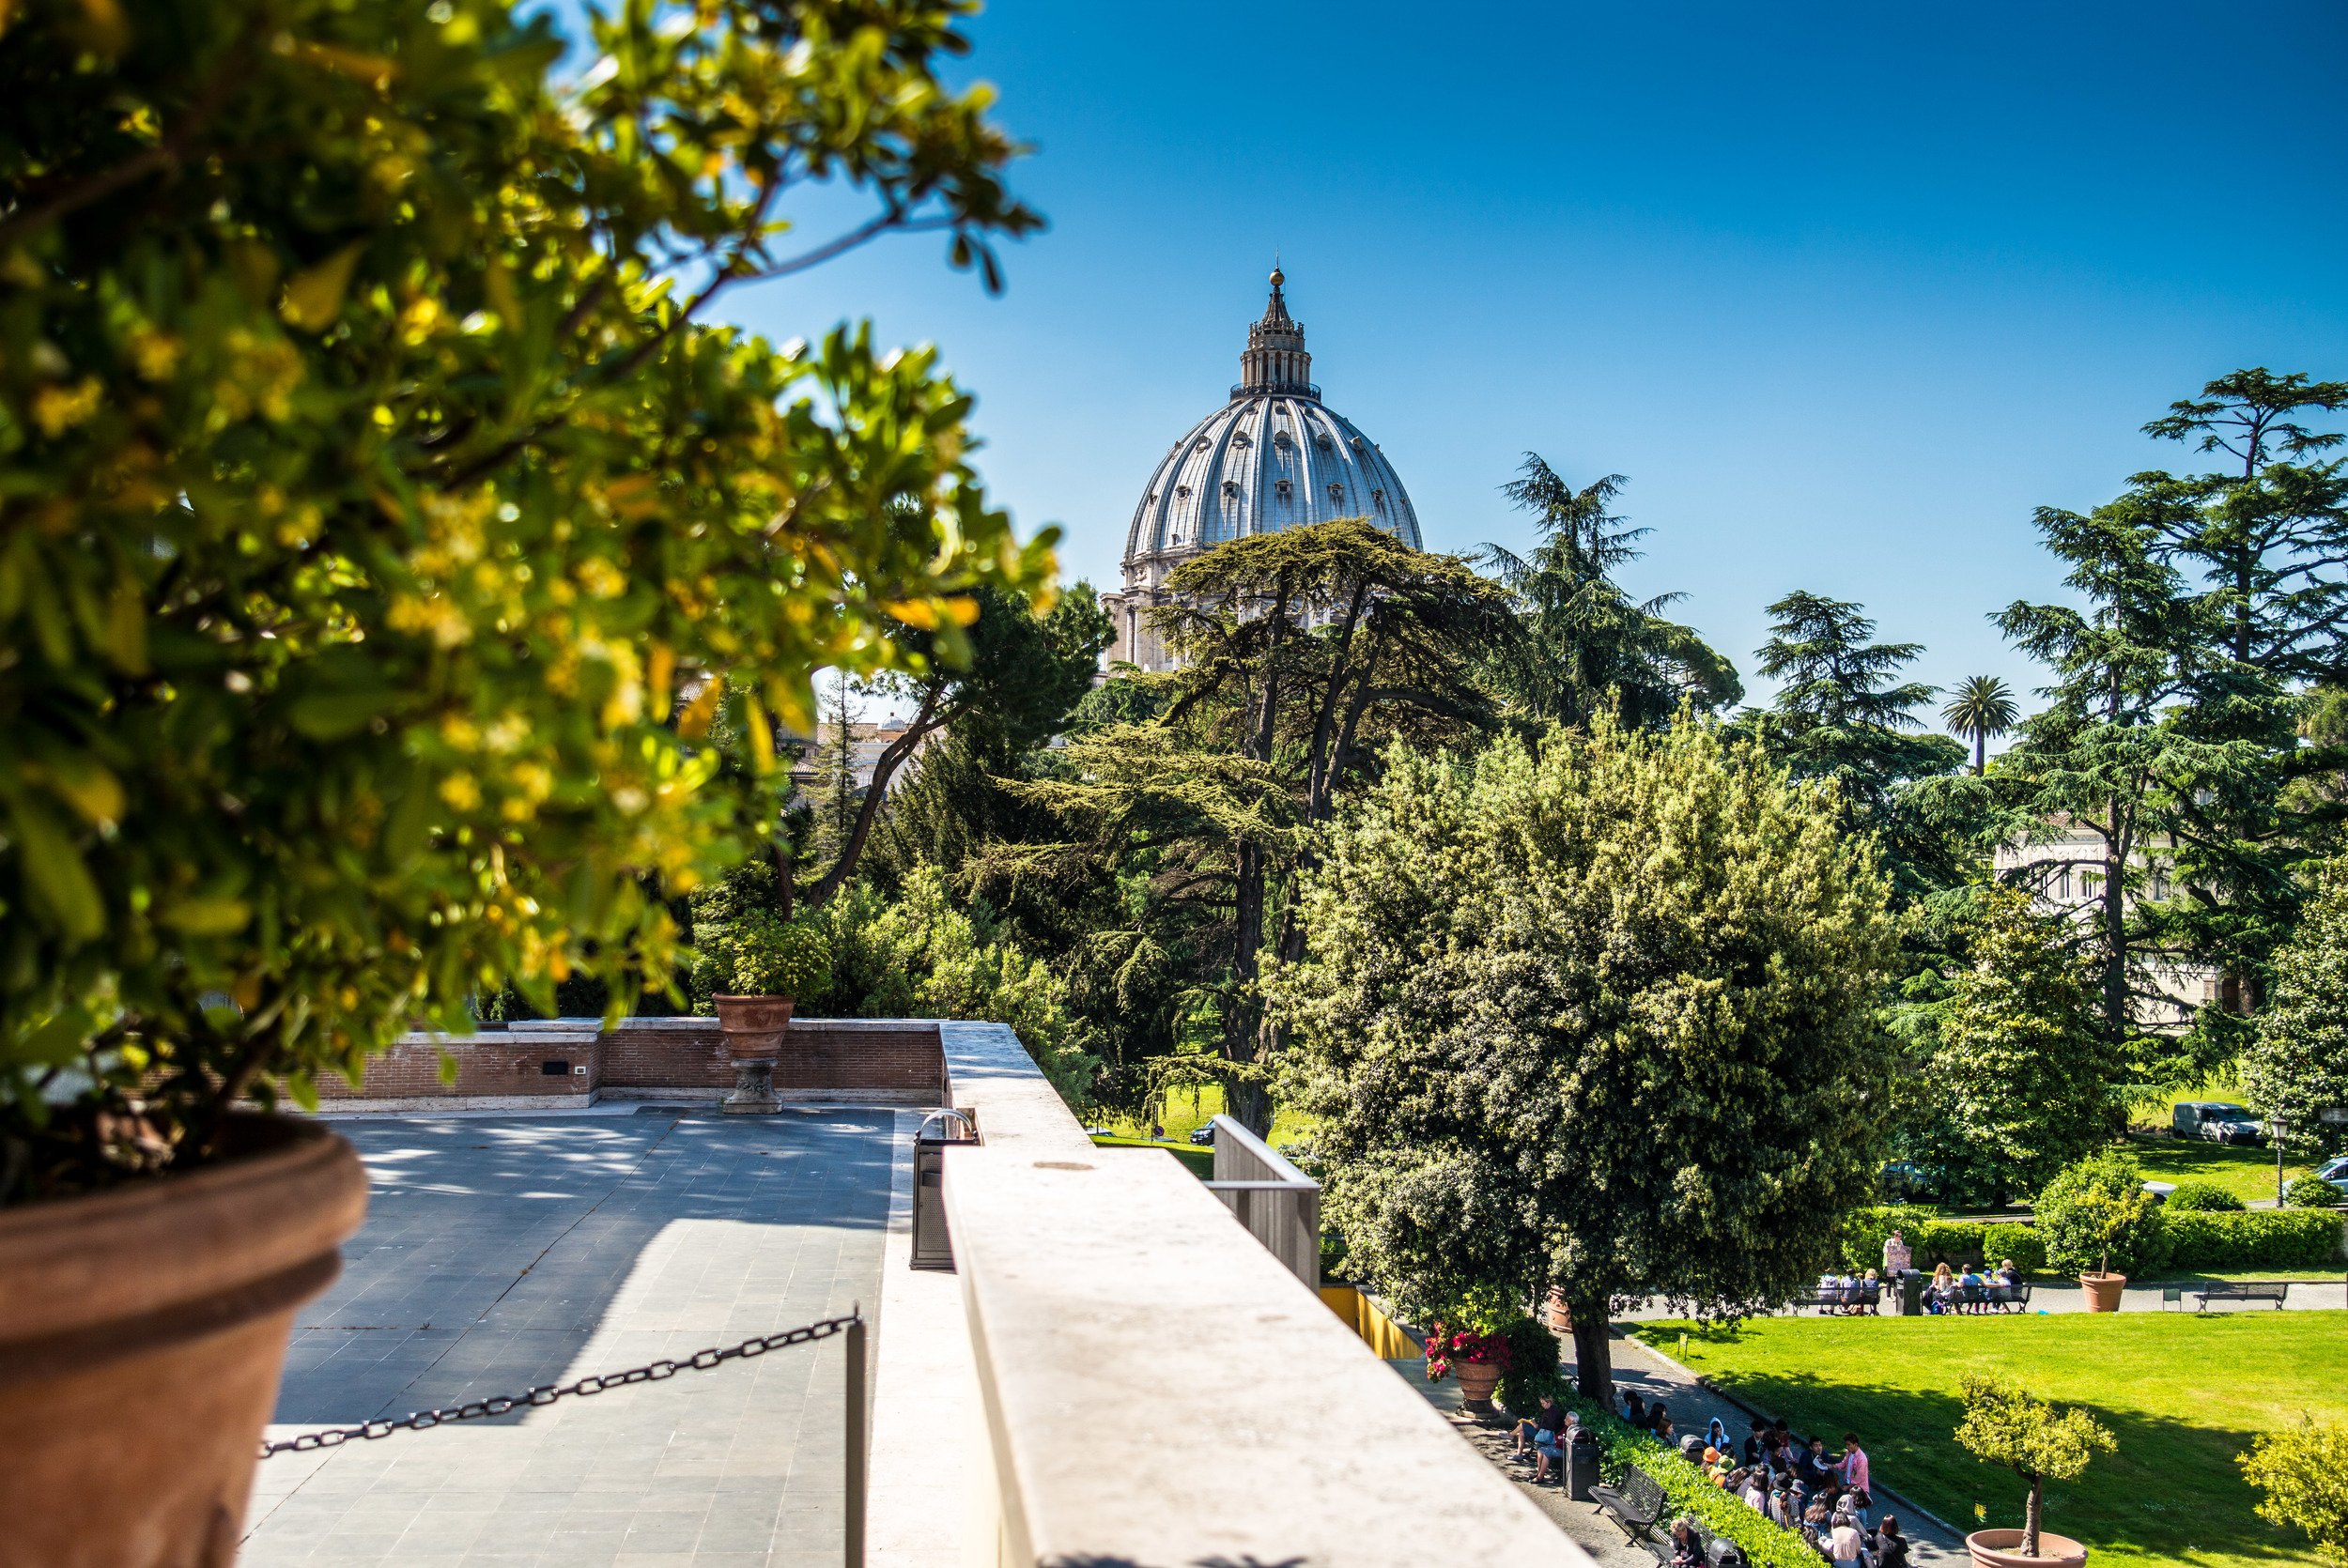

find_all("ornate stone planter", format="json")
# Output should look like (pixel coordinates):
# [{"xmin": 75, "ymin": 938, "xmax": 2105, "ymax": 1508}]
[
  {"xmin": 714, "ymin": 993, "xmax": 795, "ymax": 1114},
  {"xmin": 1454, "ymin": 1360, "xmax": 1502, "ymax": 1410},
  {"xmin": 1967, "ymin": 1528, "xmax": 2088, "ymax": 1566},
  {"xmin": 2078, "ymin": 1272, "xmax": 2126, "ymax": 1313},
  {"xmin": 0, "ymin": 1115, "xmax": 367, "ymax": 1567}
]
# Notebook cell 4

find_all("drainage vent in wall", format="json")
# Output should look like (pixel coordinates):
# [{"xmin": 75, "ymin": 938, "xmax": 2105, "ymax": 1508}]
[{"xmin": 541, "ymin": 1059, "xmax": 570, "ymax": 1076}]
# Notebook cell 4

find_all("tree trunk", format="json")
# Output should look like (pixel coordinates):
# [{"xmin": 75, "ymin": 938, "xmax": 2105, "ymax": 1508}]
[
  {"xmin": 1226, "ymin": 1075, "xmax": 1273, "ymax": 1140},
  {"xmin": 2101, "ymin": 801, "xmax": 2128, "ymax": 1049},
  {"xmin": 1568, "ymin": 1299, "xmax": 1613, "ymax": 1403},
  {"xmin": 2023, "ymin": 1468, "xmax": 2044, "ymax": 1558}
]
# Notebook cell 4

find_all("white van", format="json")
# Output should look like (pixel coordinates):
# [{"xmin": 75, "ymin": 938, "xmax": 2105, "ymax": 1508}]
[{"xmin": 2171, "ymin": 1101, "xmax": 2268, "ymax": 1147}]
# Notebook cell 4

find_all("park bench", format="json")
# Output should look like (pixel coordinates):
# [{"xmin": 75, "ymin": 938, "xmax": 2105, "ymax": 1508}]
[
  {"xmin": 1954, "ymin": 1281, "xmax": 2032, "ymax": 1313},
  {"xmin": 2193, "ymin": 1281, "xmax": 2291, "ymax": 1312},
  {"xmin": 1786, "ymin": 1283, "xmax": 1881, "ymax": 1314},
  {"xmin": 1590, "ymin": 1462, "xmax": 1667, "ymax": 1543},
  {"xmin": 1635, "ymin": 1516, "xmax": 1746, "ymax": 1568}
]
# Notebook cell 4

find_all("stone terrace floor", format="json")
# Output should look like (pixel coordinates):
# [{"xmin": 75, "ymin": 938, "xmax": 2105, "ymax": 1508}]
[{"xmin": 242, "ymin": 1106, "xmax": 898, "ymax": 1568}]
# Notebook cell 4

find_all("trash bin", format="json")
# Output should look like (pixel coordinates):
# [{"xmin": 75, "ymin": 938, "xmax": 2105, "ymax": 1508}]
[
  {"xmin": 1898, "ymin": 1269, "xmax": 1924, "ymax": 1316},
  {"xmin": 1567, "ymin": 1429, "xmax": 1601, "ymax": 1502}
]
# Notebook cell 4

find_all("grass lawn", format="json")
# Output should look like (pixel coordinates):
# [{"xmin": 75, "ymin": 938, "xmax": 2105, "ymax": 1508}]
[
  {"xmin": 1091, "ymin": 1082, "xmax": 1320, "ymax": 1149},
  {"xmin": 1633, "ymin": 1312, "xmax": 2346, "ymax": 1568},
  {"xmin": 2130, "ymin": 1132, "xmax": 2308, "ymax": 1207},
  {"xmin": 1088, "ymin": 1133, "xmax": 1213, "ymax": 1179}
]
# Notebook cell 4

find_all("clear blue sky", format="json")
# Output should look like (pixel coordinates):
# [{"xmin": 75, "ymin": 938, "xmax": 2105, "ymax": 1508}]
[{"xmin": 711, "ymin": 0, "xmax": 2348, "ymax": 715}]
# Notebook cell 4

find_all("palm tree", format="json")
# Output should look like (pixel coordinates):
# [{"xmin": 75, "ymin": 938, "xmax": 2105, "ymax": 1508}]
[{"xmin": 1942, "ymin": 675, "xmax": 2019, "ymax": 775}]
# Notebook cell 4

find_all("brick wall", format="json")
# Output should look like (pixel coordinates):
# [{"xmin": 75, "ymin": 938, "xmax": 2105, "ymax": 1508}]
[
  {"xmin": 312, "ymin": 1031, "xmax": 602, "ymax": 1099},
  {"xmin": 311, "ymin": 1017, "xmax": 947, "ymax": 1104}
]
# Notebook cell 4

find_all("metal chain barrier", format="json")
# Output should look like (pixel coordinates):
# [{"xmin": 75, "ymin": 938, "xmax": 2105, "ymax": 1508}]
[{"xmin": 258, "ymin": 1309, "xmax": 862, "ymax": 1459}]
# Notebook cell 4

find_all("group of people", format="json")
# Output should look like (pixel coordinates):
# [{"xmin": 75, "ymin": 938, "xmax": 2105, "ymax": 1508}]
[
  {"xmin": 1809, "ymin": 1268, "xmax": 1883, "ymax": 1314},
  {"xmin": 1505, "ymin": 1390, "xmax": 1910, "ymax": 1568},
  {"xmin": 1686, "ymin": 1417, "xmax": 1905, "ymax": 1567},
  {"xmin": 1922, "ymin": 1258, "xmax": 2023, "ymax": 1314},
  {"xmin": 1880, "ymin": 1229, "xmax": 2028, "ymax": 1315}
]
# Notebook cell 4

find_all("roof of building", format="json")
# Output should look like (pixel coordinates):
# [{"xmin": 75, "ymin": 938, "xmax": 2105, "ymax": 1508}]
[{"xmin": 1121, "ymin": 270, "xmax": 1422, "ymax": 565}]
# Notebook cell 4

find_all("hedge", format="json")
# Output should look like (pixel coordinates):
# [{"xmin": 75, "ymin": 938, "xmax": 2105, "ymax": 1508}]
[
  {"xmin": 1840, "ymin": 1207, "xmax": 2046, "ymax": 1275},
  {"xmin": 2166, "ymin": 1208, "xmax": 2344, "ymax": 1271},
  {"xmin": 1841, "ymin": 1204, "xmax": 2342, "ymax": 1277},
  {"xmin": 1559, "ymin": 1393, "xmax": 1818, "ymax": 1568}
]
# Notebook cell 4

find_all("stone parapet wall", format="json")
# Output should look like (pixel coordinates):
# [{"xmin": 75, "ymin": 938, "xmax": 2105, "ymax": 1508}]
[{"xmin": 308, "ymin": 1016, "xmax": 944, "ymax": 1105}]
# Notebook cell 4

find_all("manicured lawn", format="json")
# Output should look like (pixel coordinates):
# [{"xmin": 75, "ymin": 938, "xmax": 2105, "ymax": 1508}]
[
  {"xmin": 1089, "ymin": 1133, "xmax": 1213, "ymax": 1178},
  {"xmin": 1633, "ymin": 1313, "xmax": 2347, "ymax": 1568},
  {"xmin": 2131, "ymin": 1133, "xmax": 2308, "ymax": 1207},
  {"xmin": 1093, "ymin": 1082, "xmax": 1319, "ymax": 1149}
]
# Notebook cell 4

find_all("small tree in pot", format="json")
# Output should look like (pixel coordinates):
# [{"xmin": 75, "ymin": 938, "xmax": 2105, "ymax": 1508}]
[
  {"xmin": 2035, "ymin": 1148, "xmax": 2169, "ymax": 1310},
  {"xmin": 0, "ymin": 0, "xmax": 1044, "ymax": 1557},
  {"xmin": 1955, "ymin": 1374, "xmax": 2115, "ymax": 1564}
]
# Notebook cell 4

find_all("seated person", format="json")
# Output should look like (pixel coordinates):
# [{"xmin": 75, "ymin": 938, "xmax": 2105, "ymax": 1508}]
[
  {"xmin": 1624, "ymin": 1390, "xmax": 1648, "ymax": 1427},
  {"xmin": 1512, "ymin": 1392, "xmax": 1567, "ymax": 1459},
  {"xmin": 1859, "ymin": 1267, "xmax": 1882, "ymax": 1310},
  {"xmin": 1875, "ymin": 1515, "xmax": 1911, "ymax": 1568},
  {"xmin": 1742, "ymin": 1418, "xmax": 1769, "ymax": 1467},
  {"xmin": 1958, "ymin": 1263, "xmax": 1987, "ymax": 1313},
  {"xmin": 1668, "ymin": 1517, "xmax": 1704, "ymax": 1568},
  {"xmin": 1529, "ymin": 1411, "xmax": 1577, "ymax": 1483},
  {"xmin": 1992, "ymin": 1257, "xmax": 2022, "ymax": 1308},
  {"xmin": 1926, "ymin": 1262, "xmax": 1955, "ymax": 1313},
  {"xmin": 1798, "ymin": 1435, "xmax": 1837, "ymax": 1488}
]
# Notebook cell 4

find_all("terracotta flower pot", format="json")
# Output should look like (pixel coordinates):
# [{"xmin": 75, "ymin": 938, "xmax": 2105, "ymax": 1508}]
[
  {"xmin": 1967, "ymin": 1527, "xmax": 2088, "ymax": 1566},
  {"xmin": 1454, "ymin": 1360, "xmax": 1502, "ymax": 1407},
  {"xmin": 0, "ymin": 1114, "xmax": 368, "ymax": 1568},
  {"xmin": 2078, "ymin": 1272, "xmax": 2127, "ymax": 1313},
  {"xmin": 713, "ymin": 993, "xmax": 795, "ymax": 1058},
  {"xmin": 1544, "ymin": 1288, "xmax": 1573, "ymax": 1334}
]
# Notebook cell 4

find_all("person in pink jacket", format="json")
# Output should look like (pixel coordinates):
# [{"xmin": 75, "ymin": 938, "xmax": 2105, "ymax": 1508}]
[{"xmin": 1839, "ymin": 1433, "xmax": 1872, "ymax": 1521}]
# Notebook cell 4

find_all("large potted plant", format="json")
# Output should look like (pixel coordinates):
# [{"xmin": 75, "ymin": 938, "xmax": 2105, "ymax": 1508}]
[
  {"xmin": 0, "ymin": 0, "xmax": 1047, "ymax": 1556},
  {"xmin": 1424, "ymin": 1323, "xmax": 1513, "ymax": 1412},
  {"xmin": 696, "ymin": 912, "xmax": 833, "ymax": 1112},
  {"xmin": 2034, "ymin": 1149, "xmax": 2169, "ymax": 1312},
  {"xmin": 1955, "ymin": 1374, "xmax": 2115, "ymax": 1565}
]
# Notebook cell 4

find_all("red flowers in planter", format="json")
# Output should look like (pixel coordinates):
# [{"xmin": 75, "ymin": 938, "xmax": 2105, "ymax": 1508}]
[{"xmin": 1423, "ymin": 1324, "xmax": 1513, "ymax": 1381}]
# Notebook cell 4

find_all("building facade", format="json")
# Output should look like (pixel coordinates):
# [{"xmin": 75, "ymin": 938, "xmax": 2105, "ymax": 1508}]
[{"xmin": 1101, "ymin": 269, "xmax": 1422, "ymax": 670}]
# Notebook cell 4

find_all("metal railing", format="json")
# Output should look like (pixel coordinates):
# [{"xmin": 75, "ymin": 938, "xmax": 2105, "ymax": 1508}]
[{"xmin": 1204, "ymin": 1114, "xmax": 1321, "ymax": 1288}]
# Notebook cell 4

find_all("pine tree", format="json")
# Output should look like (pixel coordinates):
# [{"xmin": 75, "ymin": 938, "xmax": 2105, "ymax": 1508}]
[{"xmin": 806, "ymin": 674, "xmax": 865, "ymax": 877}]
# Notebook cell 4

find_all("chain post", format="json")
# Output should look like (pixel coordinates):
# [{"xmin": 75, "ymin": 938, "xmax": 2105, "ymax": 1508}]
[{"xmin": 846, "ymin": 1306, "xmax": 867, "ymax": 1568}]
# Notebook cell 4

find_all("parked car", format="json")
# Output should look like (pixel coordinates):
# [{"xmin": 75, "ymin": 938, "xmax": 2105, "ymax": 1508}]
[
  {"xmin": 1877, "ymin": 1160, "xmax": 1947, "ymax": 1200},
  {"xmin": 1189, "ymin": 1126, "xmax": 1216, "ymax": 1145},
  {"xmin": 2140, "ymin": 1180, "xmax": 2178, "ymax": 1204},
  {"xmin": 2172, "ymin": 1101, "xmax": 2269, "ymax": 1147},
  {"xmin": 2314, "ymin": 1155, "xmax": 2348, "ymax": 1183}
]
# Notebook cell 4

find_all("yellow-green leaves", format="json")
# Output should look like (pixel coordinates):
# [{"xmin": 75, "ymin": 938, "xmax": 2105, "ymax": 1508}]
[{"xmin": 280, "ymin": 242, "xmax": 367, "ymax": 332}]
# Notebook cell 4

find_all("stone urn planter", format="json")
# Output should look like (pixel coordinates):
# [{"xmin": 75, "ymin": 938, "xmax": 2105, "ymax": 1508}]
[
  {"xmin": 714, "ymin": 993, "xmax": 795, "ymax": 1114},
  {"xmin": 1544, "ymin": 1288, "xmax": 1572, "ymax": 1334},
  {"xmin": 2078, "ymin": 1272, "xmax": 2126, "ymax": 1313},
  {"xmin": 1967, "ymin": 1528, "xmax": 2088, "ymax": 1567},
  {"xmin": 0, "ymin": 1115, "xmax": 368, "ymax": 1568},
  {"xmin": 1453, "ymin": 1360, "xmax": 1503, "ymax": 1409}
]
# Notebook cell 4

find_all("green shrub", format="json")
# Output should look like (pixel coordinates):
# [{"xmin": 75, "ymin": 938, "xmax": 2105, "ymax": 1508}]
[
  {"xmin": 2165, "ymin": 1182, "xmax": 2246, "ymax": 1212},
  {"xmin": 2035, "ymin": 1148, "xmax": 2171, "ymax": 1277},
  {"xmin": 1838, "ymin": 1204, "xmax": 1940, "ymax": 1272},
  {"xmin": 1492, "ymin": 1316, "xmax": 1564, "ymax": 1419},
  {"xmin": 691, "ymin": 910, "xmax": 831, "ymax": 1002},
  {"xmin": 1840, "ymin": 1207, "xmax": 2046, "ymax": 1274},
  {"xmin": 2285, "ymin": 1174, "xmax": 2345, "ymax": 1210},
  {"xmin": 2165, "ymin": 1209, "xmax": 2344, "ymax": 1271},
  {"xmin": 1563, "ymin": 1394, "xmax": 1817, "ymax": 1568}
]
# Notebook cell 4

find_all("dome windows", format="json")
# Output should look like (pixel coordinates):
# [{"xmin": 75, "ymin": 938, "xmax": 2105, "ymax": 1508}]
[{"xmin": 1327, "ymin": 482, "xmax": 1345, "ymax": 504}]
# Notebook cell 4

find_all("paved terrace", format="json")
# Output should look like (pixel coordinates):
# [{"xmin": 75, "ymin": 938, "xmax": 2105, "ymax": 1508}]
[{"xmin": 243, "ymin": 1106, "xmax": 896, "ymax": 1567}]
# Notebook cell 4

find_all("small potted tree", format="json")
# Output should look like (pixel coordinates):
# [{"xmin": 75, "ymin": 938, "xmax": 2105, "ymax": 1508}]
[
  {"xmin": 1955, "ymin": 1374, "xmax": 2115, "ymax": 1565},
  {"xmin": 697, "ymin": 912, "xmax": 833, "ymax": 1112}
]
